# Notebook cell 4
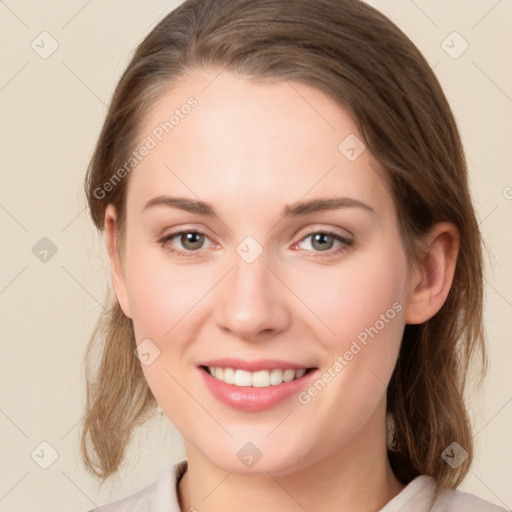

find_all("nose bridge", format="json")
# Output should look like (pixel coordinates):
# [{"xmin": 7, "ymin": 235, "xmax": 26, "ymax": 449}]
[{"xmin": 214, "ymin": 242, "xmax": 289, "ymax": 338}]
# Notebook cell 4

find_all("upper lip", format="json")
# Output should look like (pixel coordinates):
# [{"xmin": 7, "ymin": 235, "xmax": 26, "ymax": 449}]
[{"xmin": 198, "ymin": 358, "xmax": 315, "ymax": 372}]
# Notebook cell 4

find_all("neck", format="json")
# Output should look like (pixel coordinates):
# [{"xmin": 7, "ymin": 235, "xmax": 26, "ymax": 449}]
[{"xmin": 178, "ymin": 405, "xmax": 404, "ymax": 512}]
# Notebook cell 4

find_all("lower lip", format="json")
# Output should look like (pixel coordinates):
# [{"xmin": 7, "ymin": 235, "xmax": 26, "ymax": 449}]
[{"xmin": 199, "ymin": 367, "xmax": 317, "ymax": 412}]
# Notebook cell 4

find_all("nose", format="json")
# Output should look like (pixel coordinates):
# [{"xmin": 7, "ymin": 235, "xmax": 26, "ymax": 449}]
[{"xmin": 213, "ymin": 250, "xmax": 291, "ymax": 341}]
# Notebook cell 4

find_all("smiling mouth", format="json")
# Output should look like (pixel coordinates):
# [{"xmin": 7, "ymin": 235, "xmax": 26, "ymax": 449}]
[{"xmin": 201, "ymin": 365, "xmax": 315, "ymax": 387}]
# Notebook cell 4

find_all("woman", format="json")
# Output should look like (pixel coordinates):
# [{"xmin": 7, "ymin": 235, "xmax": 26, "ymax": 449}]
[{"xmin": 80, "ymin": 0, "xmax": 508, "ymax": 510}]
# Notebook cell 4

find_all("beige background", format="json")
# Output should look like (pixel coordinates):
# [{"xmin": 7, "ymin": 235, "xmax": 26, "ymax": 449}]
[{"xmin": 0, "ymin": 0, "xmax": 511, "ymax": 510}]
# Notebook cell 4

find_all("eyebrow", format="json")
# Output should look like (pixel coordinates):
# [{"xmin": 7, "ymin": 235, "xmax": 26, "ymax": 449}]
[{"xmin": 143, "ymin": 195, "xmax": 375, "ymax": 217}]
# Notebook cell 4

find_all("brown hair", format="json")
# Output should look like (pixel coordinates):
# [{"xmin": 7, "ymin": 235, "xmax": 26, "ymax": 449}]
[{"xmin": 82, "ymin": 0, "xmax": 486, "ymax": 488}]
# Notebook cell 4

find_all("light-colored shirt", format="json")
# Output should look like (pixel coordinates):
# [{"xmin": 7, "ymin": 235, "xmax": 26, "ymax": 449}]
[{"xmin": 83, "ymin": 460, "xmax": 509, "ymax": 512}]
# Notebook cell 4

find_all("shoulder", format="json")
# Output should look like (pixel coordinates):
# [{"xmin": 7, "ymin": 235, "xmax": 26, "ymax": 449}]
[
  {"xmin": 381, "ymin": 475, "xmax": 509, "ymax": 512},
  {"xmin": 433, "ymin": 484, "xmax": 509, "ymax": 512},
  {"xmin": 80, "ymin": 460, "xmax": 187, "ymax": 512}
]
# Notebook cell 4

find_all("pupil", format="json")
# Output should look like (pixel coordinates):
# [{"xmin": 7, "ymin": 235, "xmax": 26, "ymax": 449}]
[
  {"xmin": 183, "ymin": 232, "xmax": 203, "ymax": 249},
  {"xmin": 313, "ymin": 233, "xmax": 332, "ymax": 251}
]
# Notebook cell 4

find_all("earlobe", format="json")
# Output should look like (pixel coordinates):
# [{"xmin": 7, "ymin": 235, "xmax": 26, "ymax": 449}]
[
  {"xmin": 104, "ymin": 204, "xmax": 132, "ymax": 319},
  {"xmin": 404, "ymin": 222, "xmax": 460, "ymax": 325}
]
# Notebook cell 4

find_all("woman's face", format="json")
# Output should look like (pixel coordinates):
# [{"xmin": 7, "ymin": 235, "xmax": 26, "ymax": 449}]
[{"xmin": 109, "ymin": 69, "xmax": 416, "ymax": 475}]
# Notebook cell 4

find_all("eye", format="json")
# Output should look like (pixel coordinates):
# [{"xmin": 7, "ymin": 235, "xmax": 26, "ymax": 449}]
[
  {"xmin": 158, "ymin": 230, "xmax": 214, "ymax": 257},
  {"xmin": 158, "ymin": 229, "xmax": 353, "ymax": 259},
  {"xmin": 293, "ymin": 231, "xmax": 353, "ymax": 256}
]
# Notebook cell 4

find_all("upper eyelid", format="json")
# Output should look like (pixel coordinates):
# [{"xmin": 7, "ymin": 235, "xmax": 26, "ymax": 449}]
[
  {"xmin": 293, "ymin": 231, "xmax": 353, "ymax": 250},
  {"xmin": 160, "ymin": 221, "xmax": 353, "ymax": 237}
]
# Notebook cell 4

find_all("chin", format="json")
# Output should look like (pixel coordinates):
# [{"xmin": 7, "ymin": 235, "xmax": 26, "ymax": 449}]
[{"xmin": 193, "ymin": 435, "xmax": 318, "ymax": 476}]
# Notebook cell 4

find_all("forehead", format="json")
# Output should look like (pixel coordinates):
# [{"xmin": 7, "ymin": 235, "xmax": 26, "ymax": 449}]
[{"xmin": 126, "ymin": 70, "xmax": 393, "ymax": 219}]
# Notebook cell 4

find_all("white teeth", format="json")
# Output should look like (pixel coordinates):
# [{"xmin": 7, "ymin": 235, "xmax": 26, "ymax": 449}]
[
  {"xmin": 251, "ymin": 370, "xmax": 270, "ymax": 388},
  {"xmin": 234, "ymin": 369, "xmax": 252, "ymax": 386},
  {"xmin": 207, "ymin": 366, "xmax": 308, "ymax": 387},
  {"xmin": 283, "ymin": 369, "xmax": 295, "ymax": 382},
  {"xmin": 223, "ymin": 367, "xmax": 235, "ymax": 384},
  {"xmin": 269, "ymin": 369, "xmax": 283, "ymax": 385}
]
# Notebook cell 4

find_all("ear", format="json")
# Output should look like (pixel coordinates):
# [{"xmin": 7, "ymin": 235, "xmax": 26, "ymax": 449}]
[
  {"xmin": 404, "ymin": 222, "xmax": 460, "ymax": 324},
  {"xmin": 104, "ymin": 204, "xmax": 132, "ymax": 319}
]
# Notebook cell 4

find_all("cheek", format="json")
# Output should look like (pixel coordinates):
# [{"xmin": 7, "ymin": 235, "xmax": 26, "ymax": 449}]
[
  {"xmin": 293, "ymin": 249, "xmax": 407, "ymax": 353},
  {"xmin": 123, "ymin": 242, "xmax": 213, "ymax": 339},
  {"xmin": 124, "ymin": 233, "xmax": 408, "ymax": 357},
  {"xmin": 291, "ymin": 253, "xmax": 407, "ymax": 442},
  {"xmin": 123, "ymin": 245, "xmax": 210, "ymax": 427},
  {"xmin": 295, "ymin": 245, "xmax": 407, "ymax": 420}
]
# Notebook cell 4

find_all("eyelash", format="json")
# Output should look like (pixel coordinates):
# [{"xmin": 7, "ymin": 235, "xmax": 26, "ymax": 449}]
[{"xmin": 158, "ymin": 229, "xmax": 353, "ymax": 259}]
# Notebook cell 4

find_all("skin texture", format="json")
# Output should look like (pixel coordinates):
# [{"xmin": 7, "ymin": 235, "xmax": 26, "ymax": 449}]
[{"xmin": 105, "ymin": 69, "xmax": 459, "ymax": 511}]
